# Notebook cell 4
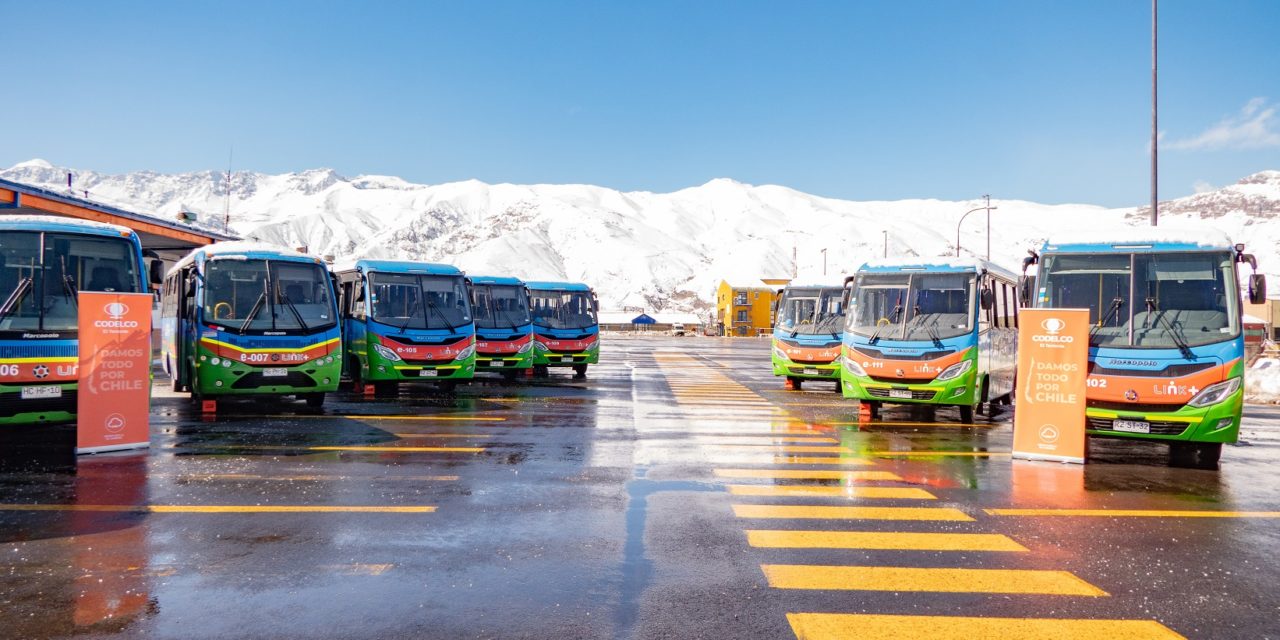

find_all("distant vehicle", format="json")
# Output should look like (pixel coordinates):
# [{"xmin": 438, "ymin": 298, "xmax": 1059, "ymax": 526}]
[
  {"xmin": 526, "ymin": 281, "xmax": 599, "ymax": 378},
  {"xmin": 1024, "ymin": 230, "xmax": 1266, "ymax": 468},
  {"xmin": 1, "ymin": 215, "xmax": 158, "ymax": 425},
  {"xmin": 672, "ymin": 322, "xmax": 686, "ymax": 336},
  {"xmin": 841, "ymin": 258, "xmax": 1019, "ymax": 422},
  {"xmin": 336, "ymin": 260, "xmax": 476, "ymax": 394},
  {"xmin": 468, "ymin": 275, "xmax": 534, "ymax": 380},
  {"xmin": 162, "ymin": 242, "xmax": 341, "ymax": 408},
  {"xmin": 771, "ymin": 284, "xmax": 846, "ymax": 391}
]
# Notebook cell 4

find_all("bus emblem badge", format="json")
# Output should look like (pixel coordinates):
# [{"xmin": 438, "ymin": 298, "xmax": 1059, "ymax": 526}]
[
  {"xmin": 895, "ymin": 369, "xmax": 905, "ymax": 378},
  {"xmin": 1125, "ymin": 389, "xmax": 1138, "ymax": 401},
  {"xmin": 33, "ymin": 365, "xmax": 50, "ymax": 379}
]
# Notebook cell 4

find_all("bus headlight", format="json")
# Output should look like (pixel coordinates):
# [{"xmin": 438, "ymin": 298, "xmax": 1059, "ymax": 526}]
[
  {"xmin": 842, "ymin": 356, "xmax": 867, "ymax": 377},
  {"xmin": 585, "ymin": 340, "xmax": 600, "ymax": 352},
  {"xmin": 935, "ymin": 359, "xmax": 973, "ymax": 382},
  {"xmin": 455, "ymin": 345, "xmax": 475, "ymax": 361},
  {"xmin": 534, "ymin": 341, "xmax": 550, "ymax": 352},
  {"xmin": 773, "ymin": 346, "xmax": 789, "ymax": 362},
  {"xmin": 517, "ymin": 341, "xmax": 534, "ymax": 353},
  {"xmin": 1187, "ymin": 377, "xmax": 1241, "ymax": 408},
  {"xmin": 373, "ymin": 344, "xmax": 403, "ymax": 362}
]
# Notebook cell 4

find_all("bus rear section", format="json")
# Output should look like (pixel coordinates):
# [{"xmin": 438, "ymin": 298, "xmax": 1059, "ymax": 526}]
[
  {"xmin": 840, "ymin": 259, "xmax": 1018, "ymax": 423},
  {"xmin": 162, "ymin": 243, "xmax": 342, "ymax": 409},
  {"xmin": 1026, "ymin": 231, "xmax": 1266, "ymax": 468},
  {"xmin": 526, "ymin": 281, "xmax": 599, "ymax": 379},
  {"xmin": 469, "ymin": 275, "xmax": 534, "ymax": 380},
  {"xmin": 771, "ymin": 284, "xmax": 845, "ymax": 391},
  {"xmin": 336, "ymin": 260, "xmax": 476, "ymax": 394},
  {"xmin": 1, "ymin": 216, "xmax": 154, "ymax": 425}
]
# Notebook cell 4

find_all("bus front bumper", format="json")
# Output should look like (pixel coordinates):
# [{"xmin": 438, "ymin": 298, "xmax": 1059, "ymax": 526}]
[
  {"xmin": 476, "ymin": 351, "xmax": 533, "ymax": 371},
  {"xmin": 772, "ymin": 354, "xmax": 840, "ymax": 380},
  {"xmin": 0, "ymin": 382, "xmax": 77, "ymax": 425},
  {"xmin": 195, "ymin": 357, "xmax": 342, "ymax": 397},
  {"xmin": 840, "ymin": 369, "xmax": 977, "ymax": 407},
  {"xmin": 533, "ymin": 350, "xmax": 599, "ymax": 367},
  {"xmin": 1084, "ymin": 390, "xmax": 1242, "ymax": 444}
]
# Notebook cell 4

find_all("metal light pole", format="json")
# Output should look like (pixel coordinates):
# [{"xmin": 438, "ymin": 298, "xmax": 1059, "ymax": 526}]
[
  {"xmin": 1150, "ymin": 0, "xmax": 1159, "ymax": 227},
  {"xmin": 955, "ymin": 196, "xmax": 997, "ymax": 259},
  {"xmin": 882, "ymin": 230, "xmax": 888, "ymax": 258},
  {"xmin": 820, "ymin": 248, "xmax": 828, "ymax": 276}
]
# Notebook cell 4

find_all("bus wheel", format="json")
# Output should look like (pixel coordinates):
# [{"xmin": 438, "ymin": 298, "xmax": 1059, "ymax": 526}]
[
  {"xmin": 533, "ymin": 365, "xmax": 549, "ymax": 378},
  {"xmin": 438, "ymin": 381, "xmax": 458, "ymax": 394},
  {"xmin": 374, "ymin": 381, "xmax": 399, "ymax": 397},
  {"xmin": 1170, "ymin": 442, "xmax": 1222, "ymax": 470},
  {"xmin": 501, "ymin": 369, "xmax": 520, "ymax": 381},
  {"xmin": 304, "ymin": 392, "xmax": 326, "ymax": 408},
  {"xmin": 834, "ymin": 380, "xmax": 843, "ymax": 394},
  {"xmin": 573, "ymin": 364, "xmax": 588, "ymax": 379},
  {"xmin": 786, "ymin": 377, "xmax": 803, "ymax": 391},
  {"xmin": 347, "ymin": 358, "xmax": 363, "ymax": 391},
  {"xmin": 959, "ymin": 404, "xmax": 975, "ymax": 424}
]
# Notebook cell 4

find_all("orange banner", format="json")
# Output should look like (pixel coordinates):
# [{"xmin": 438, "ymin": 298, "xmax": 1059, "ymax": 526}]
[
  {"xmin": 76, "ymin": 292, "xmax": 152, "ymax": 454},
  {"xmin": 1012, "ymin": 309, "xmax": 1089, "ymax": 463}
]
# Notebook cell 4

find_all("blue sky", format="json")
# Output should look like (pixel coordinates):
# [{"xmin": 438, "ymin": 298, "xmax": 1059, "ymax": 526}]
[{"xmin": 2, "ymin": 0, "xmax": 1277, "ymax": 206}]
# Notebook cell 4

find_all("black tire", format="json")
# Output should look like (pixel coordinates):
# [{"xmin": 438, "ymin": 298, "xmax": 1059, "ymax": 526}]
[
  {"xmin": 1170, "ymin": 442, "xmax": 1222, "ymax": 470},
  {"xmin": 374, "ymin": 381, "xmax": 399, "ymax": 397},
  {"xmin": 573, "ymin": 364, "xmax": 588, "ymax": 378},
  {"xmin": 787, "ymin": 376, "xmax": 803, "ymax": 390},
  {"xmin": 501, "ymin": 369, "xmax": 520, "ymax": 381},
  {"xmin": 532, "ymin": 364, "xmax": 549, "ymax": 378},
  {"xmin": 959, "ymin": 404, "xmax": 975, "ymax": 424},
  {"xmin": 834, "ymin": 380, "xmax": 843, "ymax": 394},
  {"xmin": 304, "ymin": 392, "xmax": 326, "ymax": 408},
  {"xmin": 347, "ymin": 357, "xmax": 364, "ymax": 391},
  {"xmin": 863, "ymin": 401, "xmax": 881, "ymax": 421},
  {"xmin": 437, "ymin": 380, "xmax": 458, "ymax": 393}
]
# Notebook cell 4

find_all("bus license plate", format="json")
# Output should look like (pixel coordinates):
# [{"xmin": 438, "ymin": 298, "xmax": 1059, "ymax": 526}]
[
  {"xmin": 262, "ymin": 368, "xmax": 288, "ymax": 377},
  {"xmin": 1113, "ymin": 419, "xmax": 1150, "ymax": 434},
  {"xmin": 561, "ymin": 356, "xmax": 574, "ymax": 363},
  {"xmin": 419, "ymin": 369, "xmax": 439, "ymax": 377},
  {"xmin": 889, "ymin": 388, "xmax": 912, "ymax": 399},
  {"xmin": 21, "ymin": 386, "xmax": 62, "ymax": 400},
  {"xmin": 804, "ymin": 368, "xmax": 819, "ymax": 376}
]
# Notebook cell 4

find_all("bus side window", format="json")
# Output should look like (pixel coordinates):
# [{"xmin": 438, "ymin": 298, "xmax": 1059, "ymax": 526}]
[
  {"xmin": 353, "ymin": 278, "xmax": 367, "ymax": 320},
  {"xmin": 1009, "ymin": 282, "xmax": 1019, "ymax": 328},
  {"xmin": 993, "ymin": 280, "xmax": 1005, "ymax": 329}
]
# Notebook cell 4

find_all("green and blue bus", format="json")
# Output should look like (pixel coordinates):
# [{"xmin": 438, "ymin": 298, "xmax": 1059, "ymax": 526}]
[
  {"xmin": 771, "ymin": 284, "xmax": 845, "ymax": 391},
  {"xmin": 336, "ymin": 260, "xmax": 475, "ymax": 394},
  {"xmin": 1023, "ymin": 230, "xmax": 1266, "ymax": 468},
  {"xmin": 526, "ymin": 281, "xmax": 599, "ymax": 378},
  {"xmin": 161, "ymin": 242, "xmax": 341, "ymax": 409},
  {"xmin": 841, "ymin": 258, "xmax": 1019, "ymax": 423},
  {"xmin": 1, "ymin": 215, "xmax": 157, "ymax": 424},
  {"xmin": 469, "ymin": 275, "xmax": 534, "ymax": 380}
]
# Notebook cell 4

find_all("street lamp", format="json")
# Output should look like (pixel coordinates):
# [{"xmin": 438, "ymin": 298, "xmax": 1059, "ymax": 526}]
[
  {"xmin": 955, "ymin": 195, "xmax": 997, "ymax": 259},
  {"xmin": 882, "ymin": 230, "xmax": 888, "ymax": 258},
  {"xmin": 820, "ymin": 248, "xmax": 827, "ymax": 276}
]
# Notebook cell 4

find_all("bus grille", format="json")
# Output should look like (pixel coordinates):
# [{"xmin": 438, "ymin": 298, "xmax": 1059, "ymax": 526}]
[
  {"xmin": 851, "ymin": 347, "xmax": 954, "ymax": 361},
  {"xmin": 1086, "ymin": 418, "xmax": 1189, "ymax": 436},
  {"xmin": 787, "ymin": 366, "xmax": 835, "ymax": 375},
  {"xmin": 866, "ymin": 388, "xmax": 937, "ymax": 401},
  {"xmin": 1087, "ymin": 400, "xmax": 1187, "ymax": 413},
  {"xmin": 231, "ymin": 371, "xmax": 318, "ymax": 389},
  {"xmin": 0, "ymin": 390, "xmax": 77, "ymax": 419}
]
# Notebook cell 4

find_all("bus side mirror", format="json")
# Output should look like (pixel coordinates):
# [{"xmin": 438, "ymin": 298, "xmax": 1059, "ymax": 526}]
[
  {"xmin": 979, "ymin": 287, "xmax": 994, "ymax": 311},
  {"xmin": 1019, "ymin": 276, "xmax": 1035, "ymax": 307},
  {"xmin": 1021, "ymin": 251, "xmax": 1039, "ymax": 275},
  {"xmin": 1250, "ymin": 274, "xmax": 1267, "ymax": 305},
  {"xmin": 149, "ymin": 259, "xmax": 165, "ymax": 286}
]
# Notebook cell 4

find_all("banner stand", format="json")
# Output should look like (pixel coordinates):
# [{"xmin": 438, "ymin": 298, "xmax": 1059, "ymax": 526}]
[
  {"xmin": 1012, "ymin": 308, "xmax": 1090, "ymax": 464},
  {"xmin": 76, "ymin": 292, "xmax": 152, "ymax": 455}
]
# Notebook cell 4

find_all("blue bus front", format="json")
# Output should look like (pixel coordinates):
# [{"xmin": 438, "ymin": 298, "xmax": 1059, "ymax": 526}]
[
  {"xmin": 771, "ymin": 285, "xmax": 845, "ymax": 390},
  {"xmin": 469, "ymin": 275, "xmax": 534, "ymax": 376},
  {"xmin": 526, "ymin": 281, "xmax": 599, "ymax": 378}
]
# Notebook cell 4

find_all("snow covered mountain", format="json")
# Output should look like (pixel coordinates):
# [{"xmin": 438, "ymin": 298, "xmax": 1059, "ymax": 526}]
[{"xmin": 4, "ymin": 158, "xmax": 1278, "ymax": 314}]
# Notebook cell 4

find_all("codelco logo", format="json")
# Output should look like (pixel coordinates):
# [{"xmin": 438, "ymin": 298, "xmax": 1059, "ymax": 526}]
[
  {"xmin": 94, "ymin": 301, "xmax": 140, "ymax": 328},
  {"xmin": 1032, "ymin": 317, "xmax": 1073, "ymax": 343}
]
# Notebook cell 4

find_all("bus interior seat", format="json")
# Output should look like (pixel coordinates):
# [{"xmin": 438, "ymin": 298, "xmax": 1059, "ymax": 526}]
[{"xmin": 88, "ymin": 265, "xmax": 123, "ymax": 292}]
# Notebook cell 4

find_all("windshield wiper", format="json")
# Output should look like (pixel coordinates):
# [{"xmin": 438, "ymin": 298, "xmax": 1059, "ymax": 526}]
[
  {"xmin": 59, "ymin": 258, "xmax": 78, "ymax": 308},
  {"xmin": 868, "ymin": 304, "xmax": 903, "ymax": 345},
  {"xmin": 278, "ymin": 291, "xmax": 309, "ymax": 331},
  {"xmin": 0, "ymin": 276, "xmax": 33, "ymax": 322},
  {"xmin": 1145, "ymin": 297, "xmax": 1194, "ymax": 359},
  {"xmin": 240, "ymin": 280, "xmax": 269, "ymax": 332},
  {"xmin": 1089, "ymin": 297, "xmax": 1124, "ymax": 345},
  {"xmin": 422, "ymin": 293, "xmax": 453, "ymax": 330}
]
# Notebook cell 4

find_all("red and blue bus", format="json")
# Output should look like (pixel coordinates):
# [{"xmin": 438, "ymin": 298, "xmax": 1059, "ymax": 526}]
[
  {"xmin": 526, "ymin": 281, "xmax": 599, "ymax": 379},
  {"xmin": 468, "ymin": 275, "xmax": 533, "ymax": 380}
]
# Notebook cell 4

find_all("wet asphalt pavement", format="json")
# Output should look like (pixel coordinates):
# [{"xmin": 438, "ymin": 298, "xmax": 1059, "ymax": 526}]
[{"xmin": 1, "ymin": 336, "xmax": 1279, "ymax": 639}]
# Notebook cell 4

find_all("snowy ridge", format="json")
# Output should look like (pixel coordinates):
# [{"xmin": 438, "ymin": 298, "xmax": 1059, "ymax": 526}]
[{"xmin": 3, "ymin": 160, "xmax": 1278, "ymax": 314}]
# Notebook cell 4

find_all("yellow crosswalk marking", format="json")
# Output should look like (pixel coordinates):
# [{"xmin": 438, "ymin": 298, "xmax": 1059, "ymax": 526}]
[
  {"xmin": 771, "ymin": 456, "xmax": 873, "ymax": 466},
  {"xmin": 987, "ymin": 509, "xmax": 1280, "ymax": 518},
  {"xmin": 715, "ymin": 469, "xmax": 900, "ymax": 480},
  {"xmin": 714, "ymin": 446, "xmax": 860, "ymax": 454},
  {"xmin": 868, "ymin": 450, "xmax": 1011, "ymax": 457},
  {"xmin": 746, "ymin": 530, "xmax": 1024, "ymax": 551},
  {"xmin": 0, "ymin": 504, "xmax": 436, "ymax": 514},
  {"xmin": 763, "ymin": 565, "xmax": 1106, "ymax": 596},
  {"xmin": 733, "ymin": 504, "xmax": 972, "ymax": 521},
  {"xmin": 786, "ymin": 613, "xmax": 1185, "ymax": 639},
  {"xmin": 728, "ymin": 485, "xmax": 934, "ymax": 500},
  {"xmin": 309, "ymin": 446, "xmax": 484, "ymax": 453}
]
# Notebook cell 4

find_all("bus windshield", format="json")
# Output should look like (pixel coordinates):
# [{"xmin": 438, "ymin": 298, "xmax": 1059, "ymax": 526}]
[
  {"xmin": 0, "ymin": 231, "xmax": 141, "ymax": 333},
  {"xmin": 1040, "ymin": 251, "xmax": 1238, "ymax": 349},
  {"xmin": 369, "ymin": 273, "xmax": 471, "ymax": 331},
  {"xmin": 203, "ymin": 258, "xmax": 336, "ymax": 333},
  {"xmin": 530, "ymin": 290, "xmax": 596, "ymax": 330},
  {"xmin": 848, "ymin": 272, "xmax": 974, "ymax": 341},
  {"xmin": 777, "ymin": 287, "xmax": 844, "ymax": 336},
  {"xmin": 473, "ymin": 284, "xmax": 531, "ymax": 330}
]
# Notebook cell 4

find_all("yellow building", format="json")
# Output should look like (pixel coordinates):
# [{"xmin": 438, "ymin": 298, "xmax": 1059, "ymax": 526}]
[{"xmin": 715, "ymin": 279, "xmax": 789, "ymax": 337}]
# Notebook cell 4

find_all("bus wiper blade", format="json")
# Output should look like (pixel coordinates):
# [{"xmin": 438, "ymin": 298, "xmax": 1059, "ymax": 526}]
[
  {"xmin": 927, "ymin": 324, "xmax": 944, "ymax": 349},
  {"xmin": 1089, "ymin": 297, "xmax": 1124, "ymax": 344},
  {"xmin": 61, "ymin": 275, "xmax": 79, "ymax": 308},
  {"xmin": 422, "ymin": 295, "xmax": 453, "ymax": 330},
  {"xmin": 240, "ymin": 283, "xmax": 269, "ymax": 332},
  {"xmin": 0, "ymin": 276, "xmax": 33, "ymax": 321},
  {"xmin": 1146, "ymin": 297, "xmax": 1194, "ymax": 359},
  {"xmin": 278, "ymin": 291, "xmax": 309, "ymax": 331}
]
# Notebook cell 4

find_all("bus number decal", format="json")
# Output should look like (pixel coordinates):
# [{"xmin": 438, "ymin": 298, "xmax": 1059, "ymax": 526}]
[
  {"xmin": 0, "ymin": 364, "xmax": 19, "ymax": 377},
  {"xmin": 1086, "ymin": 377, "xmax": 1107, "ymax": 389}
]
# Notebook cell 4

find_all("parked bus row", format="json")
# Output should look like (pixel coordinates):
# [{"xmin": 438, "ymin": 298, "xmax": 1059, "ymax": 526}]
[
  {"xmin": 770, "ymin": 230, "xmax": 1266, "ymax": 468},
  {"xmin": 1, "ymin": 219, "xmax": 599, "ymax": 424}
]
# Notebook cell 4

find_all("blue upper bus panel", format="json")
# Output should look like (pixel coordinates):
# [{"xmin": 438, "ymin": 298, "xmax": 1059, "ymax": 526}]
[
  {"xmin": 341, "ymin": 259, "xmax": 464, "ymax": 276},
  {"xmin": 525, "ymin": 281, "xmax": 592, "ymax": 292},
  {"xmin": 858, "ymin": 257, "xmax": 1019, "ymax": 282},
  {"xmin": 0, "ymin": 214, "xmax": 136, "ymax": 240},
  {"xmin": 469, "ymin": 275, "xmax": 525, "ymax": 286},
  {"xmin": 169, "ymin": 241, "xmax": 325, "ymax": 276},
  {"xmin": 1040, "ymin": 229, "xmax": 1235, "ymax": 254}
]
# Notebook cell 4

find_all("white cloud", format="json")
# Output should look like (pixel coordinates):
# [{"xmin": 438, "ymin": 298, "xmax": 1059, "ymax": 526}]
[
  {"xmin": 1192, "ymin": 179, "xmax": 1215, "ymax": 193},
  {"xmin": 1167, "ymin": 98, "xmax": 1280, "ymax": 151}
]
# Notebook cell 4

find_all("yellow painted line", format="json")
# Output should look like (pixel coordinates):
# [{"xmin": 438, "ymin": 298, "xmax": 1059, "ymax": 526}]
[
  {"xmin": 309, "ymin": 446, "xmax": 484, "ymax": 453},
  {"xmin": 201, "ymin": 336, "xmax": 340, "ymax": 354},
  {"xmin": 867, "ymin": 450, "xmax": 1011, "ymax": 457},
  {"xmin": 173, "ymin": 473, "xmax": 459, "ymax": 482},
  {"xmin": 0, "ymin": 504, "xmax": 436, "ymax": 513},
  {"xmin": 987, "ymin": 509, "xmax": 1280, "ymax": 518},
  {"xmin": 747, "ymin": 530, "xmax": 1025, "ymax": 551},
  {"xmin": 833, "ymin": 422, "xmax": 1000, "ymax": 429},
  {"xmin": 763, "ymin": 565, "xmax": 1105, "ymax": 596},
  {"xmin": 393, "ymin": 433, "xmax": 496, "ymax": 439},
  {"xmin": 733, "ymin": 504, "xmax": 972, "ymax": 521},
  {"xmin": 771, "ymin": 456, "xmax": 873, "ymax": 466},
  {"xmin": 713, "ymin": 446, "xmax": 854, "ymax": 454},
  {"xmin": 693, "ymin": 435, "xmax": 838, "ymax": 443},
  {"xmin": 715, "ymin": 468, "xmax": 900, "ymax": 481},
  {"xmin": 728, "ymin": 485, "xmax": 935, "ymax": 500},
  {"xmin": 787, "ymin": 614, "xmax": 1184, "ymax": 639},
  {"xmin": 229, "ymin": 414, "xmax": 507, "ymax": 422},
  {"xmin": 0, "ymin": 356, "xmax": 78, "ymax": 364}
]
